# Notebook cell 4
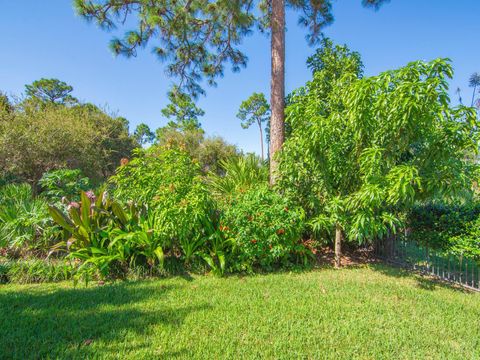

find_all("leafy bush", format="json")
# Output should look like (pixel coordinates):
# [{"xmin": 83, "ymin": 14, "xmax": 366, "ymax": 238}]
[
  {"xmin": 279, "ymin": 57, "xmax": 479, "ymax": 264},
  {"xmin": 0, "ymin": 183, "xmax": 60, "ymax": 252},
  {"xmin": 155, "ymin": 125, "xmax": 240, "ymax": 175},
  {"xmin": 220, "ymin": 186, "xmax": 308, "ymax": 272},
  {"xmin": 449, "ymin": 222, "xmax": 480, "ymax": 259},
  {"xmin": 38, "ymin": 169, "xmax": 91, "ymax": 202},
  {"xmin": 110, "ymin": 146, "xmax": 200, "ymax": 206},
  {"xmin": 110, "ymin": 146, "xmax": 214, "ymax": 260}
]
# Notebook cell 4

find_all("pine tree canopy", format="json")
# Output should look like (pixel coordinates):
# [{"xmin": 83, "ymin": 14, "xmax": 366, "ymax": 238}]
[{"xmin": 74, "ymin": 0, "xmax": 389, "ymax": 97}]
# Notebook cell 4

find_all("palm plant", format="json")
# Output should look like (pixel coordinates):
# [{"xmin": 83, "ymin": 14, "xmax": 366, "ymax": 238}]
[
  {"xmin": 207, "ymin": 155, "xmax": 268, "ymax": 198},
  {"xmin": 469, "ymin": 72, "xmax": 480, "ymax": 106},
  {"xmin": 0, "ymin": 184, "xmax": 58, "ymax": 251}
]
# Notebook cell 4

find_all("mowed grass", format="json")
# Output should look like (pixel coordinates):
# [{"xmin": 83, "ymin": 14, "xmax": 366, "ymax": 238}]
[{"xmin": 1, "ymin": 265, "xmax": 479, "ymax": 359}]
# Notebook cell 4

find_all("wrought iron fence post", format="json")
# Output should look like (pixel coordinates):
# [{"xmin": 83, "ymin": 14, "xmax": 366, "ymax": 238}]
[
  {"xmin": 471, "ymin": 259, "xmax": 475, "ymax": 288},
  {"xmin": 459, "ymin": 255, "xmax": 463, "ymax": 284},
  {"xmin": 447, "ymin": 257, "xmax": 451, "ymax": 280}
]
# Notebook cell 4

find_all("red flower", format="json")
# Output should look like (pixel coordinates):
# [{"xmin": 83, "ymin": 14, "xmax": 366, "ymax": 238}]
[
  {"xmin": 276, "ymin": 228, "xmax": 285, "ymax": 235},
  {"xmin": 251, "ymin": 239, "xmax": 257, "ymax": 244}
]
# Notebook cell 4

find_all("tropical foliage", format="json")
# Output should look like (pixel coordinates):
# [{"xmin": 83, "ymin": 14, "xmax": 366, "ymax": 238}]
[
  {"xmin": 208, "ymin": 154, "xmax": 268, "ymax": 197},
  {"xmin": 49, "ymin": 190, "xmax": 165, "ymax": 282},
  {"xmin": 1, "ymin": 41, "xmax": 480, "ymax": 285}
]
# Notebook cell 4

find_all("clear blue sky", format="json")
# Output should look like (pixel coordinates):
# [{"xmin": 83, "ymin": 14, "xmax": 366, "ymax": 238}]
[{"xmin": 1, "ymin": 0, "xmax": 478, "ymax": 154}]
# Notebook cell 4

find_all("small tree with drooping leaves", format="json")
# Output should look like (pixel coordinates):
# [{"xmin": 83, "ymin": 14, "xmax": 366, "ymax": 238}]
[
  {"xmin": 279, "ymin": 58, "xmax": 479, "ymax": 268},
  {"xmin": 237, "ymin": 93, "xmax": 270, "ymax": 161}
]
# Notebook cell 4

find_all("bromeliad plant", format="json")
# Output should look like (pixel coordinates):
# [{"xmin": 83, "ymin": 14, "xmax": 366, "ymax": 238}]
[{"xmin": 49, "ymin": 190, "xmax": 164, "ymax": 281}]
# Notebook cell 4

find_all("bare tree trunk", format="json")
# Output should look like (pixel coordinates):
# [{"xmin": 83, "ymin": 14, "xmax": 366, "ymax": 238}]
[
  {"xmin": 472, "ymin": 85, "xmax": 477, "ymax": 107},
  {"xmin": 258, "ymin": 120, "xmax": 265, "ymax": 162},
  {"xmin": 269, "ymin": 0, "xmax": 285, "ymax": 184},
  {"xmin": 335, "ymin": 223, "xmax": 342, "ymax": 268}
]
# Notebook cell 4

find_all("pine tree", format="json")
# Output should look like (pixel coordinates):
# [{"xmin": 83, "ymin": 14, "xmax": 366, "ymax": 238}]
[
  {"xmin": 237, "ymin": 92, "xmax": 270, "ymax": 161},
  {"xmin": 25, "ymin": 78, "xmax": 77, "ymax": 105},
  {"xmin": 74, "ymin": 0, "xmax": 389, "ymax": 181}
]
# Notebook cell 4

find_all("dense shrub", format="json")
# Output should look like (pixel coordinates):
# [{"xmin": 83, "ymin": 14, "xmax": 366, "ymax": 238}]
[
  {"xmin": 449, "ymin": 218, "xmax": 480, "ymax": 258},
  {"xmin": 408, "ymin": 203, "xmax": 480, "ymax": 258},
  {"xmin": 156, "ymin": 126, "xmax": 240, "ymax": 175},
  {"xmin": 110, "ymin": 146, "xmax": 214, "ymax": 258},
  {"xmin": 111, "ymin": 146, "xmax": 200, "ymax": 205},
  {"xmin": 0, "ymin": 102, "xmax": 136, "ymax": 186},
  {"xmin": 220, "ymin": 186, "xmax": 308, "ymax": 272}
]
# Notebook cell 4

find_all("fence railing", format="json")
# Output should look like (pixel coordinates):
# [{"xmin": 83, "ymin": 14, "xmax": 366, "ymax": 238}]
[{"xmin": 374, "ymin": 236, "xmax": 480, "ymax": 291}]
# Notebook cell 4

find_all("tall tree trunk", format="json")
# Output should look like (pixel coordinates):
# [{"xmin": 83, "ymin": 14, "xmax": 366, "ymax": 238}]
[
  {"xmin": 269, "ymin": 0, "xmax": 285, "ymax": 184},
  {"xmin": 335, "ymin": 223, "xmax": 342, "ymax": 268},
  {"xmin": 258, "ymin": 120, "xmax": 265, "ymax": 162},
  {"xmin": 472, "ymin": 85, "xmax": 477, "ymax": 107}
]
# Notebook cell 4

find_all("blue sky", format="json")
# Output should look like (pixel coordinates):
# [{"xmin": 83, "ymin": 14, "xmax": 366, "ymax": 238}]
[{"xmin": 1, "ymin": 0, "xmax": 478, "ymax": 154}]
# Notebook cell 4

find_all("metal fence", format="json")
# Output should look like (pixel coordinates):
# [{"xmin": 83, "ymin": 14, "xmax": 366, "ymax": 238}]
[{"xmin": 374, "ymin": 236, "xmax": 480, "ymax": 291}]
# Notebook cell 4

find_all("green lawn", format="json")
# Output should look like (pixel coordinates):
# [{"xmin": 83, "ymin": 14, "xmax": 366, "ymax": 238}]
[{"xmin": 1, "ymin": 265, "xmax": 479, "ymax": 359}]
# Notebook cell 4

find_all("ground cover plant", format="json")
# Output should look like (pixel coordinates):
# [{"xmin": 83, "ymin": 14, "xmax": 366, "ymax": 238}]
[{"xmin": 1, "ymin": 266, "xmax": 479, "ymax": 359}]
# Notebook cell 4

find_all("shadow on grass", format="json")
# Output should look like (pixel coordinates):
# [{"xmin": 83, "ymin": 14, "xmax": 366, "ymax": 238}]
[
  {"xmin": 0, "ymin": 281, "xmax": 209, "ymax": 359},
  {"xmin": 366, "ymin": 262, "xmax": 473, "ymax": 293}
]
